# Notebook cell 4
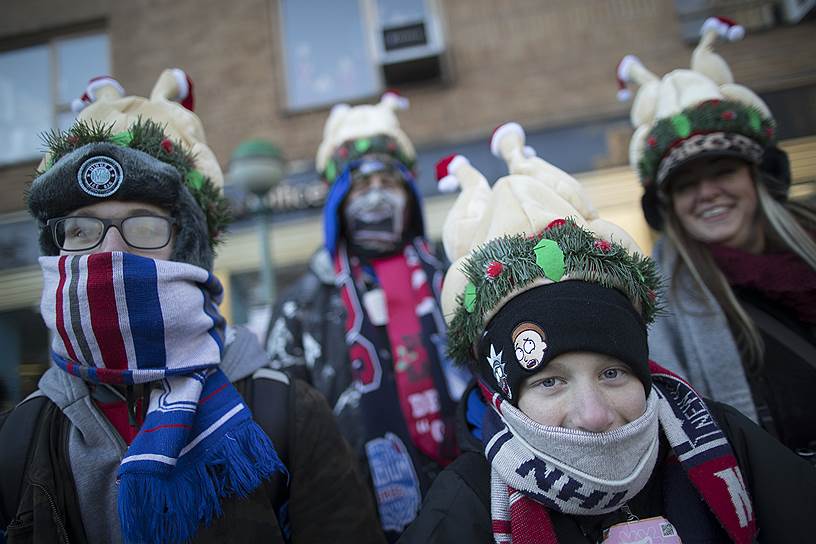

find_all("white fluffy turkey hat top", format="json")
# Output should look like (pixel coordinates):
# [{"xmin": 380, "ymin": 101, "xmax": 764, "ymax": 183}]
[
  {"xmin": 315, "ymin": 91, "xmax": 417, "ymax": 180},
  {"xmin": 439, "ymin": 122, "xmax": 641, "ymax": 322},
  {"xmin": 60, "ymin": 69, "xmax": 224, "ymax": 189},
  {"xmin": 618, "ymin": 17, "xmax": 772, "ymax": 182}
]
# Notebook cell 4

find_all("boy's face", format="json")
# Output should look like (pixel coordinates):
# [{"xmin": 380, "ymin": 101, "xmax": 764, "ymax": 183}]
[{"xmin": 517, "ymin": 351, "xmax": 646, "ymax": 432}]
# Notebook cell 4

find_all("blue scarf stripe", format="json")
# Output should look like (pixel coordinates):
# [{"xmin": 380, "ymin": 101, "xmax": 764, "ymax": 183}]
[
  {"xmin": 122, "ymin": 252, "xmax": 167, "ymax": 369},
  {"xmin": 200, "ymin": 273, "xmax": 226, "ymax": 354}
]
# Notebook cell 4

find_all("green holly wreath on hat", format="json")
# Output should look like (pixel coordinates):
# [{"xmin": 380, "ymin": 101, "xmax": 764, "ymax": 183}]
[
  {"xmin": 638, "ymin": 99, "xmax": 775, "ymax": 186},
  {"xmin": 447, "ymin": 218, "xmax": 661, "ymax": 363},
  {"xmin": 39, "ymin": 118, "xmax": 231, "ymax": 245}
]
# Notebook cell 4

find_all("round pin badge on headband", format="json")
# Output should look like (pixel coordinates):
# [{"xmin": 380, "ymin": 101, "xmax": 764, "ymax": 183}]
[
  {"xmin": 76, "ymin": 156, "xmax": 124, "ymax": 197},
  {"xmin": 512, "ymin": 322, "xmax": 547, "ymax": 370}
]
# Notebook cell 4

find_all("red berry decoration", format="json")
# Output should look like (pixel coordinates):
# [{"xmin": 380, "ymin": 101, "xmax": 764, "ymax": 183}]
[
  {"xmin": 486, "ymin": 261, "xmax": 504, "ymax": 279},
  {"xmin": 160, "ymin": 138, "xmax": 174, "ymax": 154},
  {"xmin": 546, "ymin": 219, "xmax": 566, "ymax": 230},
  {"xmin": 338, "ymin": 146, "xmax": 349, "ymax": 158},
  {"xmin": 647, "ymin": 136, "xmax": 658, "ymax": 148},
  {"xmin": 765, "ymin": 127, "xmax": 774, "ymax": 138},
  {"xmin": 594, "ymin": 239, "xmax": 612, "ymax": 253},
  {"xmin": 648, "ymin": 289, "xmax": 657, "ymax": 302},
  {"xmin": 721, "ymin": 111, "xmax": 736, "ymax": 121}
]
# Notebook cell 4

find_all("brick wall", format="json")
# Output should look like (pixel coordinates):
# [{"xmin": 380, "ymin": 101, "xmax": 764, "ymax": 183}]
[{"xmin": 2, "ymin": 0, "xmax": 816, "ymax": 214}]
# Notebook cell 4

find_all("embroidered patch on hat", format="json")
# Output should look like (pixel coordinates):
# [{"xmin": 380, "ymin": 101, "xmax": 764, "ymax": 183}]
[
  {"xmin": 512, "ymin": 322, "xmax": 548, "ymax": 370},
  {"xmin": 76, "ymin": 155, "xmax": 124, "ymax": 197},
  {"xmin": 487, "ymin": 344, "xmax": 511, "ymax": 399}
]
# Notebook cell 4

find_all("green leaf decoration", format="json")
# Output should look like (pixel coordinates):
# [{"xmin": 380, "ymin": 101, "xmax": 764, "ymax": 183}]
[
  {"xmin": 464, "ymin": 282, "xmax": 477, "ymax": 313},
  {"xmin": 325, "ymin": 160, "xmax": 337, "ymax": 183},
  {"xmin": 110, "ymin": 131, "xmax": 133, "ymax": 146},
  {"xmin": 354, "ymin": 138, "xmax": 372, "ymax": 153},
  {"xmin": 445, "ymin": 219, "xmax": 662, "ymax": 366},
  {"xmin": 748, "ymin": 110, "xmax": 761, "ymax": 132},
  {"xmin": 637, "ymin": 100, "xmax": 776, "ymax": 185},
  {"xmin": 186, "ymin": 169, "xmax": 205, "ymax": 190},
  {"xmin": 671, "ymin": 115, "xmax": 692, "ymax": 138},
  {"xmin": 533, "ymin": 239, "xmax": 565, "ymax": 281}
]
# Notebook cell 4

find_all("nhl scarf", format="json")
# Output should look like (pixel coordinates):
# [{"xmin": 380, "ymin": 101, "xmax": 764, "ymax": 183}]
[
  {"xmin": 40, "ymin": 253, "xmax": 285, "ymax": 544},
  {"xmin": 483, "ymin": 362, "xmax": 756, "ymax": 544}
]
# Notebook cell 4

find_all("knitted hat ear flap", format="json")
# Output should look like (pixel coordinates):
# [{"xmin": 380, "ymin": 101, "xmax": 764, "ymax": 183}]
[
  {"xmin": 641, "ymin": 184, "xmax": 665, "ymax": 231},
  {"xmin": 171, "ymin": 186, "xmax": 214, "ymax": 270},
  {"xmin": 759, "ymin": 145, "xmax": 792, "ymax": 201}
]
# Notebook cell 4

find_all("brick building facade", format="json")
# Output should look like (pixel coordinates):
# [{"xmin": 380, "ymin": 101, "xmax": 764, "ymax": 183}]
[{"xmin": 1, "ymin": 0, "xmax": 815, "ymax": 404}]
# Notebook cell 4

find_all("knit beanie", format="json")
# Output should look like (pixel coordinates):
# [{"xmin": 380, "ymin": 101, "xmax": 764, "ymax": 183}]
[
  {"xmin": 617, "ymin": 17, "xmax": 787, "ymax": 230},
  {"xmin": 316, "ymin": 91, "xmax": 425, "ymax": 255},
  {"xmin": 26, "ymin": 70, "xmax": 229, "ymax": 270},
  {"xmin": 439, "ymin": 123, "xmax": 660, "ymax": 404}
]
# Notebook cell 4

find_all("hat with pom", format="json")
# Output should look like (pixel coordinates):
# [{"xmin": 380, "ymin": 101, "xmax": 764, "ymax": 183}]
[
  {"xmin": 439, "ymin": 123, "xmax": 660, "ymax": 403},
  {"xmin": 619, "ymin": 18, "xmax": 786, "ymax": 229},
  {"xmin": 26, "ymin": 69, "xmax": 229, "ymax": 270}
]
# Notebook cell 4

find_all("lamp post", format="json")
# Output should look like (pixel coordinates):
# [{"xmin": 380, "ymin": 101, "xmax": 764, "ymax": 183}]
[{"xmin": 227, "ymin": 139, "xmax": 285, "ymax": 308}]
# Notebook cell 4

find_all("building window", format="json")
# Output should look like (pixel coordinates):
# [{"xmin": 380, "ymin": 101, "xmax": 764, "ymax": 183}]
[
  {"xmin": 279, "ymin": 0, "xmax": 381, "ymax": 111},
  {"xmin": 0, "ymin": 32, "xmax": 110, "ymax": 166},
  {"xmin": 278, "ymin": 0, "xmax": 446, "ymax": 111}
]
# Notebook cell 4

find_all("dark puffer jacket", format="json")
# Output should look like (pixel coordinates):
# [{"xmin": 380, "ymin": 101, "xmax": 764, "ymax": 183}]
[
  {"xmin": 0, "ymin": 344, "xmax": 384, "ymax": 544},
  {"xmin": 399, "ymin": 382, "xmax": 816, "ymax": 544}
]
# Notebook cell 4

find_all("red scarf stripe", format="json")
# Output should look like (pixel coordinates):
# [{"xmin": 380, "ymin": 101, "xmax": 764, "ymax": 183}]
[
  {"xmin": 55, "ymin": 256, "xmax": 80, "ymax": 362},
  {"xmin": 491, "ymin": 519, "xmax": 512, "ymax": 533},
  {"xmin": 510, "ymin": 492, "xmax": 559, "ymax": 544},
  {"xmin": 687, "ymin": 456, "xmax": 757, "ymax": 544},
  {"xmin": 87, "ymin": 253, "xmax": 129, "ymax": 370}
]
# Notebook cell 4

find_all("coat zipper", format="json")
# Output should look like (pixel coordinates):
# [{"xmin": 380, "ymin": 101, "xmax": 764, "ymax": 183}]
[{"xmin": 30, "ymin": 481, "xmax": 70, "ymax": 544}]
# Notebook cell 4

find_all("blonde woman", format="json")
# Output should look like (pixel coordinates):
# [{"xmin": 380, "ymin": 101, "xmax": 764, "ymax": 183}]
[{"xmin": 621, "ymin": 18, "xmax": 816, "ymax": 454}]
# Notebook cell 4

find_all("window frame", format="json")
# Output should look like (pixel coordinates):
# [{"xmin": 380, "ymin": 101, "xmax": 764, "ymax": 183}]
[
  {"xmin": 275, "ymin": 0, "xmax": 446, "ymax": 113},
  {"xmin": 0, "ymin": 28, "xmax": 111, "ymax": 166}
]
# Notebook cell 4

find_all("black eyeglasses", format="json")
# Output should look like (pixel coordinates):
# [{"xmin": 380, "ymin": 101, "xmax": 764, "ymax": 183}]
[{"xmin": 47, "ymin": 215, "xmax": 176, "ymax": 251}]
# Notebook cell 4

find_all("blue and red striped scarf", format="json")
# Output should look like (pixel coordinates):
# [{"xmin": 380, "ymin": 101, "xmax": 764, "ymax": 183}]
[{"xmin": 40, "ymin": 252, "xmax": 285, "ymax": 544}]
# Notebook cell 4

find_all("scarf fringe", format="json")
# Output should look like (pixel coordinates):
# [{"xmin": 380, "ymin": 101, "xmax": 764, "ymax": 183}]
[{"xmin": 117, "ymin": 419, "xmax": 287, "ymax": 544}]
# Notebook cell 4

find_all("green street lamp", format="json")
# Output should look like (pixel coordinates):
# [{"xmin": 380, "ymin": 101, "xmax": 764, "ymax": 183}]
[{"xmin": 227, "ymin": 139, "xmax": 285, "ymax": 308}]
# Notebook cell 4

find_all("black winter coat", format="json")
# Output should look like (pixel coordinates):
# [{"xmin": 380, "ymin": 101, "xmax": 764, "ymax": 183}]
[
  {"xmin": 399, "ymin": 384, "xmax": 816, "ymax": 544},
  {"xmin": 0, "ymin": 376, "xmax": 385, "ymax": 544}
]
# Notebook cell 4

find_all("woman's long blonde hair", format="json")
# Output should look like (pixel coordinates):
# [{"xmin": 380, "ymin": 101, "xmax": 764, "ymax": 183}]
[{"xmin": 662, "ymin": 166, "xmax": 816, "ymax": 373}]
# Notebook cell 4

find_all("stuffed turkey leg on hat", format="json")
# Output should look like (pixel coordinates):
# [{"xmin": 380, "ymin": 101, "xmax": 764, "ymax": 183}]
[{"xmin": 438, "ymin": 123, "xmax": 660, "ymax": 403}]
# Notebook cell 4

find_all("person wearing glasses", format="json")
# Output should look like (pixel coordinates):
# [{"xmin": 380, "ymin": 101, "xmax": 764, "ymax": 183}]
[
  {"xmin": 0, "ymin": 72, "xmax": 383, "ymax": 544},
  {"xmin": 264, "ymin": 94, "xmax": 468, "ymax": 541}
]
